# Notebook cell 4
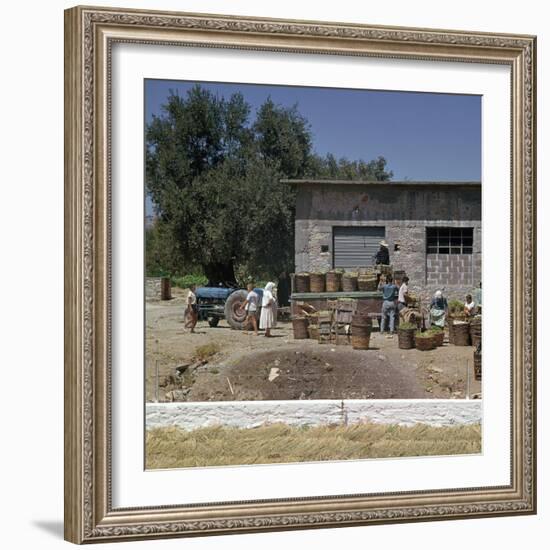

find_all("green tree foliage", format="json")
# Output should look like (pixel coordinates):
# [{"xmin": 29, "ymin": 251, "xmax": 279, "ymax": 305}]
[
  {"xmin": 146, "ymin": 85, "xmax": 392, "ymax": 282},
  {"xmin": 306, "ymin": 153, "xmax": 393, "ymax": 180},
  {"xmin": 253, "ymin": 98, "xmax": 312, "ymax": 179}
]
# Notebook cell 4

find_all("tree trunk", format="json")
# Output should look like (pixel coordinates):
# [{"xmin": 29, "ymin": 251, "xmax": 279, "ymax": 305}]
[{"xmin": 203, "ymin": 261, "xmax": 237, "ymax": 287}]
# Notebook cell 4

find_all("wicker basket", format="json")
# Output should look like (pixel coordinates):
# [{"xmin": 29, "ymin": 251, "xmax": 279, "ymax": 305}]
[
  {"xmin": 357, "ymin": 273, "xmax": 378, "ymax": 291},
  {"xmin": 351, "ymin": 314, "xmax": 372, "ymax": 350},
  {"xmin": 291, "ymin": 316, "xmax": 309, "ymax": 339},
  {"xmin": 325, "ymin": 271, "xmax": 342, "ymax": 292},
  {"xmin": 294, "ymin": 273, "xmax": 310, "ymax": 293},
  {"xmin": 398, "ymin": 328, "xmax": 415, "ymax": 349},
  {"xmin": 415, "ymin": 333, "xmax": 436, "ymax": 351},
  {"xmin": 431, "ymin": 330, "xmax": 445, "ymax": 347},
  {"xmin": 309, "ymin": 272, "xmax": 326, "ymax": 293},
  {"xmin": 451, "ymin": 321, "xmax": 471, "ymax": 346},
  {"xmin": 342, "ymin": 273, "xmax": 358, "ymax": 292}
]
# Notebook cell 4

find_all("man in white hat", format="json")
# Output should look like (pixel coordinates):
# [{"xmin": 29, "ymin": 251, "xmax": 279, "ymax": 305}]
[{"xmin": 374, "ymin": 240, "xmax": 390, "ymax": 266}]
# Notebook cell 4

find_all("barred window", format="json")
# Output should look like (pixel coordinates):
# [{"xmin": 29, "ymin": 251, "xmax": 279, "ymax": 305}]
[{"xmin": 426, "ymin": 227, "xmax": 473, "ymax": 254}]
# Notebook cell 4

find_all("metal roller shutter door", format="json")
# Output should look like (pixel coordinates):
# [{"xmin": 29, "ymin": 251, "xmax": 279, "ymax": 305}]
[{"xmin": 333, "ymin": 226, "xmax": 385, "ymax": 268}]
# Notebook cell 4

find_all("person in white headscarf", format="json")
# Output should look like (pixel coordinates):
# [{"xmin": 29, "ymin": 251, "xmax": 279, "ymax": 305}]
[
  {"xmin": 430, "ymin": 289, "xmax": 448, "ymax": 328},
  {"xmin": 259, "ymin": 282, "xmax": 278, "ymax": 337}
]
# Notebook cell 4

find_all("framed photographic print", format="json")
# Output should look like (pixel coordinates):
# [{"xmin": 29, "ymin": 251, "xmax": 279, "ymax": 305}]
[{"xmin": 64, "ymin": 5, "xmax": 537, "ymax": 544}]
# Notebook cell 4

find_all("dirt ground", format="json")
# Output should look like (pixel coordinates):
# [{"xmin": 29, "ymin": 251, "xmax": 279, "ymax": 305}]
[{"xmin": 146, "ymin": 288, "xmax": 481, "ymax": 402}]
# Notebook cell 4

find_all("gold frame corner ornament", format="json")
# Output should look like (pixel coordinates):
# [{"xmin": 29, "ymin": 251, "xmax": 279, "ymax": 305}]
[{"xmin": 64, "ymin": 5, "xmax": 536, "ymax": 544}]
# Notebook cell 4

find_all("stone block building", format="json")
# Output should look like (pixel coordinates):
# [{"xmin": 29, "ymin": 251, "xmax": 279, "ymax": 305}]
[{"xmin": 286, "ymin": 179, "xmax": 481, "ymax": 301}]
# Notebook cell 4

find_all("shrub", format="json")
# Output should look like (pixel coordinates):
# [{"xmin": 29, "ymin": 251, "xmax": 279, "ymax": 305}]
[
  {"xmin": 193, "ymin": 343, "xmax": 221, "ymax": 361},
  {"xmin": 172, "ymin": 273, "xmax": 208, "ymax": 289},
  {"xmin": 448, "ymin": 299, "xmax": 465, "ymax": 314}
]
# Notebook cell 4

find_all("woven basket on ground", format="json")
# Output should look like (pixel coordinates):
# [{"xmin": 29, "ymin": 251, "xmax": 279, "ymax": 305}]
[
  {"xmin": 342, "ymin": 273, "xmax": 358, "ymax": 292},
  {"xmin": 397, "ymin": 327, "xmax": 415, "ymax": 349},
  {"xmin": 294, "ymin": 273, "xmax": 310, "ymax": 293},
  {"xmin": 326, "ymin": 271, "xmax": 342, "ymax": 292},
  {"xmin": 351, "ymin": 314, "xmax": 372, "ymax": 350},
  {"xmin": 451, "ymin": 321, "xmax": 471, "ymax": 346},
  {"xmin": 309, "ymin": 272, "xmax": 326, "ymax": 293},
  {"xmin": 415, "ymin": 333, "xmax": 436, "ymax": 351},
  {"xmin": 430, "ymin": 330, "xmax": 445, "ymax": 347}
]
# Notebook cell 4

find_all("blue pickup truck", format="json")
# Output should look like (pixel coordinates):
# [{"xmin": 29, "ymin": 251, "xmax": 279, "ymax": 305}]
[{"xmin": 195, "ymin": 285, "xmax": 264, "ymax": 329}]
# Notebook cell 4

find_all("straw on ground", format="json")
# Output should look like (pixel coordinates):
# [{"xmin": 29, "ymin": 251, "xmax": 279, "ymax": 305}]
[{"xmin": 146, "ymin": 422, "xmax": 481, "ymax": 468}]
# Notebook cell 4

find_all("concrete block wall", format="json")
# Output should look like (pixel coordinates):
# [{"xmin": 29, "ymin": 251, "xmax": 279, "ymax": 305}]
[{"xmin": 427, "ymin": 254, "xmax": 473, "ymax": 286}]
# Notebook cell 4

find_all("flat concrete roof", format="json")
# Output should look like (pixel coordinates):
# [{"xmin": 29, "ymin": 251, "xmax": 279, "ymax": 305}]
[{"xmin": 282, "ymin": 179, "xmax": 481, "ymax": 187}]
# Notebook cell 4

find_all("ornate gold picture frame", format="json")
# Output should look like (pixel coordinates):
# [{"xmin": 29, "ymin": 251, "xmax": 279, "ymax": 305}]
[{"xmin": 64, "ymin": 5, "xmax": 536, "ymax": 544}]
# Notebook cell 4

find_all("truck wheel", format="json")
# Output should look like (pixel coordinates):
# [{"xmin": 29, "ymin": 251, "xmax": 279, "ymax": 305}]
[
  {"xmin": 208, "ymin": 317, "xmax": 220, "ymax": 328},
  {"xmin": 224, "ymin": 290, "xmax": 248, "ymax": 330}
]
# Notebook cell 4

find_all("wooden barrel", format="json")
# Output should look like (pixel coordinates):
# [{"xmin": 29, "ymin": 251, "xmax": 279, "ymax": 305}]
[
  {"xmin": 474, "ymin": 350, "xmax": 482, "ymax": 380},
  {"xmin": 294, "ymin": 273, "xmax": 310, "ymax": 293},
  {"xmin": 452, "ymin": 321, "xmax": 471, "ymax": 346},
  {"xmin": 326, "ymin": 271, "xmax": 342, "ymax": 292},
  {"xmin": 470, "ymin": 318, "xmax": 482, "ymax": 347},
  {"xmin": 415, "ymin": 333, "xmax": 436, "ymax": 351},
  {"xmin": 291, "ymin": 316, "xmax": 309, "ymax": 339},
  {"xmin": 398, "ymin": 327, "xmax": 415, "ymax": 349},
  {"xmin": 357, "ymin": 273, "xmax": 378, "ymax": 291},
  {"xmin": 342, "ymin": 273, "xmax": 358, "ymax": 292},
  {"xmin": 309, "ymin": 272, "xmax": 326, "ymax": 293},
  {"xmin": 351, "ymin": 314, "xmax": 372, "ymax": 350}
]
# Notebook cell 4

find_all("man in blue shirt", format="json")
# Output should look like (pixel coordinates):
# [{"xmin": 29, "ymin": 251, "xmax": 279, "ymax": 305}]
[{"xmin": 379, "ymin": 275, "xmax": 398, "ymax": 334}]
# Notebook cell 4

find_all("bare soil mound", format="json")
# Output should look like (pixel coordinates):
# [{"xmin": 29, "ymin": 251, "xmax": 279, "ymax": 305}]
[{"xmin": 185, "ymin": 348, "xmax": 426, "ymax": 401}]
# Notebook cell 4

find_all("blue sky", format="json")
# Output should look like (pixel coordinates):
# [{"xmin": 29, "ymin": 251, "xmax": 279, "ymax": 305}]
[{"xmin": 145, "ymin": 79, "xmax": 481, "ymax": 182}]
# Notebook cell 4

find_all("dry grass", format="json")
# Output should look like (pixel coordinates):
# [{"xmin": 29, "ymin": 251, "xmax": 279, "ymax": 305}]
[
  {"xmin": 146, "ymin": 422, "xmax": 481, "ymax": 469},
  {"xmin": 193, "ymin": 342, "xmax": 221, "ymax": 361}
]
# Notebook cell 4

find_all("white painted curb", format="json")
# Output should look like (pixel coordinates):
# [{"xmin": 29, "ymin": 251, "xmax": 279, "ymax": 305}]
[{"xmin": 146, "ymin": 399, "xmax": 482, "ymax": 431}]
